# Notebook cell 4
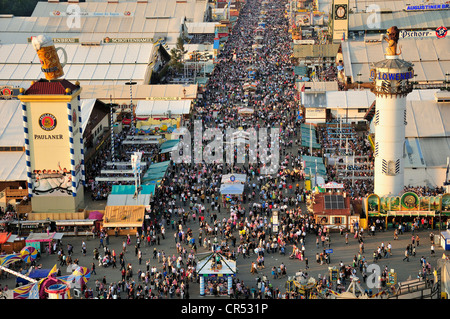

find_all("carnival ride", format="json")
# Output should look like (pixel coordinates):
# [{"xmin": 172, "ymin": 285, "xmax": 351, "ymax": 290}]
[
  {"xmin": 286, "ymin": 274, "xmax": 387, "ymax": 299},
  {"xmin": 0, "ymin": 246, "xmax": 91, "ymax": 299}
]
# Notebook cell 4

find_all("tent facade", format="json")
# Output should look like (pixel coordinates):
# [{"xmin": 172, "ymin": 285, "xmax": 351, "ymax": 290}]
[
  {"xmin": 220, "ymin": 183, "xmax": 245, "ymax": 195},
  {"xmin": 135, "ymin": 100, "xmax": 192, "ymax": 117},
  {"xmin": 102, "ymin": 205, "xmax": 146, "ymax": 235}
]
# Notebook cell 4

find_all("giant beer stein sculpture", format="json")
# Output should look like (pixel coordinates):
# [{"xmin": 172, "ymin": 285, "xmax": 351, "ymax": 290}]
[{"xmin": 32, "ymin": 35, "xmax": 67, "ymax": 80}]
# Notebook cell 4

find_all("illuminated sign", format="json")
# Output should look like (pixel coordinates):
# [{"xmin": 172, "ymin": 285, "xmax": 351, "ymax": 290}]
[
  {"xmin": 377, "ymin": 71, "xmax": 414, "ymax": 81},
  {"xmin": 405, "ymin": 4, "xmax": 450, "ymax": 10}
]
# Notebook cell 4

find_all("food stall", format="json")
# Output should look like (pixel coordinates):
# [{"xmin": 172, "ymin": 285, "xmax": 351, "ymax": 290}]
[
  {"xmin": 25, "ymin": 232, "xmax": 64, "ymax": 254},
  {"xmin": 102, "ymin": 205, "xmax": 146, "ymax": 236},
  {"xmin": 0, "ymin": 232, "xmax": 25, "ymax": 254},
  {"xmin": 196, "ymin": 252, "xmax": 236, "ymax": 297}
]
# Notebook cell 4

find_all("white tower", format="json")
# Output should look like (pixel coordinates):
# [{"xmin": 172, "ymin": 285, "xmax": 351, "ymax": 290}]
[{"xmin": 372, "ymin": 26, "xmax": 414, "ymax": 196}]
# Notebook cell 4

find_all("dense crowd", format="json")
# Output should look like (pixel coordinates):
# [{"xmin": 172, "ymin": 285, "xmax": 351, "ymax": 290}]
[{"xmin": 84, "ymin": 0, "xmax": 318, "ymax": 299}]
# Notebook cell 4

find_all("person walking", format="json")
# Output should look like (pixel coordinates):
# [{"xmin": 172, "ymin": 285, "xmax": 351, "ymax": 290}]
[
  {"xmin": 431, "ymin": 244, "xmax": 435, "ymax": 256},
  {"xmin": 403, "ymin": 249, "xmax": 410, "ymax": 262},
  {"xmin": 91, "ymin": 262, "xmax": 97, "ymax": 275},
  {"xmin": 82, "ymin": 241, "xmax": 86, "ymax": 256}
]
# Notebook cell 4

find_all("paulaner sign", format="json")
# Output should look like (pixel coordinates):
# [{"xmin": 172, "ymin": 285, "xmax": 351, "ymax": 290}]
[
  {"xmin": 34, "ymin": 134, "xmax": 63, "ymax": 140},
  {"xmin": 377, "ymin": 71, "xmax": 414, "ymax": 81}
]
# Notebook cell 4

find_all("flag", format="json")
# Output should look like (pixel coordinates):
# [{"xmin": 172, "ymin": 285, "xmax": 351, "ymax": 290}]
[
  {"xmin": 446, "ymin": 160, "xmax": 449, "ymax": 179},
  {"xmin": 446, "ymin": 159, "xmax": 450, "ymax": 185},
  {"xmin": 48, "ymin": 264, "xmax": 58, "ymax": 277},
  {"xmin": 29, "ymin": 282, "xmax": 39, "ymax": 299}
]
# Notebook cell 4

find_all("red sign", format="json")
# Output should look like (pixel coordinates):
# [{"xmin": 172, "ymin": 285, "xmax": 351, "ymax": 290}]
[{"xmin": 436, "ymin": 26, "xmax": 448, "ymax": 38}]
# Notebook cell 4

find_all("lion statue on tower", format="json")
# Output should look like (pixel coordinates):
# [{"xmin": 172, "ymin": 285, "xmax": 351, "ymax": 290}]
[{"xmin": 383, "ymin": 26, "xmax": 402, "ymax": 56}]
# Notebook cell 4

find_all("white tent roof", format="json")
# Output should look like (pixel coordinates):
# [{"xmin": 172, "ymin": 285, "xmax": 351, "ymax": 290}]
[
  {"xmin": 349, "ymin": 10, "xmax": 450, "ymax": 31},
  {"xmin": 31, "ymin": 0, "xmax": 207, "ymax": 24},
  {"xmin": 135, "ymin": 99, "xmax": 191, "ymax": 117},
  {"xmin": 106, "ymin": 194, "xmax": 151, "ymax": 206},
  {"xmin": 81, "ymin": 84, "xmax": 198, "ymax": 102},
  {"xmin": 349, "ymin": 0, "xmax": 435, "ymax": 12},
  {"xmin": 0, "ymin": 43, "xmax": 156, "ymax": 87},
  {"xmin": 0, "ymin": 100, "xmax": 25, "ymax": 147},
  {"xmin": 405, "ymin": 100, "xmax": 450, "ymax": 138},
  {"xmin": 341, "ymin": 38, "xmax": 450, "ymax": 83},
  {"xmin": 186, "ymin": 22, "xmax": 217, "ymax": 34},
  {"xmin": 418, "ymin": 138, "xmax": 450, "ymax": 167},
  {"xmin": 326, "ymin": 90, "xmax": 375, "ymax": 109},
  {"xmin": 0, "ymin": 152, "xmax": 27, "ymax": 181},
  {"xmin": 299, "ymin": 81, "xmax": 339, "ymax": 92},
  {"xmin": 80, "ymin": 99, "xmax": 97, "ymax": 133}
]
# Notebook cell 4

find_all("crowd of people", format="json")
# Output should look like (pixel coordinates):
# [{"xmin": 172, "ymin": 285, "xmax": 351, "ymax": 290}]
[
  {"xmin": 1, "ymin": 0, "xmax": 445, "ymax": 301},
  {"xmin": 79, "ymin": 0, "xmax": 444, "ymax": 299}
]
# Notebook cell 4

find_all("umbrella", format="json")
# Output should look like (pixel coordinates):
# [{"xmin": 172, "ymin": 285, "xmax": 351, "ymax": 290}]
[
  {"xmin": 20, "ymin": 246, "xmax": 38, "ymax": 263},
  {"xmin": 72, "ymin": 266, "xmax": 91, "ymax": 285},
  {"xmin": 88, "ymin": 211, "xmax": 104, "ymax": 221}
]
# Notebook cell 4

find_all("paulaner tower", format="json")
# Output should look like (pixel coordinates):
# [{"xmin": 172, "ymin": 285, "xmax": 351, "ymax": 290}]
[{"xmin": 371, "ymin": 26, "xmax": 414, "ymax": 196}]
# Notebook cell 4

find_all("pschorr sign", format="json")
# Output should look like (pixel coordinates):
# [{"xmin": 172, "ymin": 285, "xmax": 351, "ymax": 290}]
[
  {"xmin": 399, "ymin": 28, "xmax": 448, "ymax": 39},
  {"xmin": 400, "ymin": 30, "xmax": 435, "ymax": 38}
]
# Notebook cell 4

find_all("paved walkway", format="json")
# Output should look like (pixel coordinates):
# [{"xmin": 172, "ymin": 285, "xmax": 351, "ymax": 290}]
[{"xmin": 1, "ymin": 202, "xmax": 444, "ymax": 298}]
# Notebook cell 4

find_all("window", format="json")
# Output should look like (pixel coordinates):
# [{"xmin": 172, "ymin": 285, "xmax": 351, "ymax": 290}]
[
  {"xmin": 334, "ymin": 217, "xmax": 342, "ymax": 224},
  {"xmin": 358, "ymin": 108, "xmax": 367, "ymax": 113},
  {"xmin": 0, "ymin": 146, "xmax": 25, "ymax": 152}
]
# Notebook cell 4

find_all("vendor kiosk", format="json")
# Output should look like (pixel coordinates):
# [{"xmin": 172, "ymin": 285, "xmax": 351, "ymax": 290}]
[
  {"xmin": 196, "ymin": 252, "xmax": 236, "ymax": 296},
  {"xmin": 441, "ymin": 230, "xmax": 450, "ymax": 251},
  {"xmin": 25, "ymin": 232, "xmax": 64, "ymax": 254}
]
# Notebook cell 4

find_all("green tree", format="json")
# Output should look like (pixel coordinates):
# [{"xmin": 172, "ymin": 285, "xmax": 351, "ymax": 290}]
[{"xmin": 168, "ymin": 36, "xmax": 187, "ymax": 73}]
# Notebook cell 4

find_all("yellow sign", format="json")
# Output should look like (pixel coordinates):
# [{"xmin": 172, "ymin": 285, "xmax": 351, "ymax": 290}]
[{"xmin": 332, "ymin": 0, "xmax": 349, "ymax": 42}]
